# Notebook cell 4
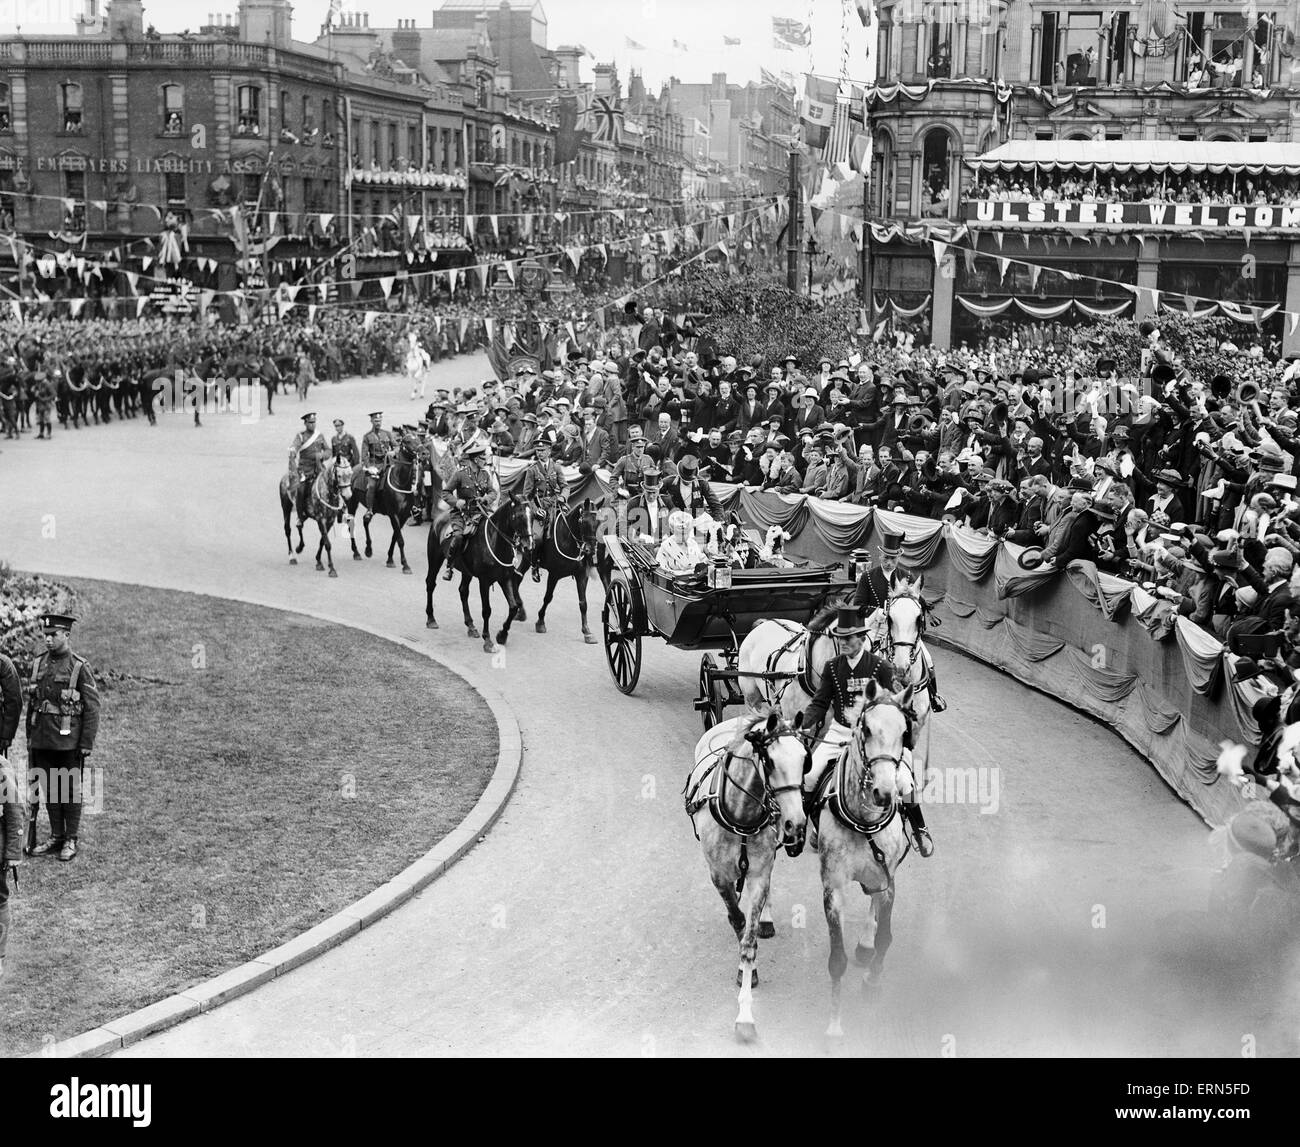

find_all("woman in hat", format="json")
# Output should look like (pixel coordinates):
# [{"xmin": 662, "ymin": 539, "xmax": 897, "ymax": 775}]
[
  {"xmin": 655, "ymin": 509, "xmax": 707, "ymax": 574},
  {"xmin": 1147, "ymin": 467, "xmax": 1188, "ymax": 525}
]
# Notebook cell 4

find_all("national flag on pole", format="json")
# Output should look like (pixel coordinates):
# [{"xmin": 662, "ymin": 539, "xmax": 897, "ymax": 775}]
[
  {"xmin": 589, "ymin": 96, "xmax": 625, "ymax": 145},
  {"xmin": 801, "ymin": 75, "xmax": 837, "ymax": 150},
  {"xmin": 849, "ymin": 131, "xmax": 870, "ymax": 173},
  {"xmin": 773, "ymin": 17, "xmax": 811, "ymax": 49},
  {"xmin": 624, "ymin": 36, "xmax": 645, "ymax": 49},
  {"xmin": 825, "ymin": 100, "xmax": 852, "ymax": 167},
  {"xmin": 855, "ymin": 0, "xmax": 873, "ymax": 27}
]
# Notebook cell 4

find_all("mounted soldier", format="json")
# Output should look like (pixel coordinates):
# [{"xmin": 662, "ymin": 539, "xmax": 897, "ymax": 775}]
[
  {"xmin": 288, "ymin": 412, "xmax": 331, "ymax": 526},
  {"xmin": 360, "ymin": 411, "xmax": 397, "ymax": 514},
  {"xmin": 442, "ymin": 440, "xmax": 499, "ymax": 579},
  {"xmin": 522, "ymin": 433, "xmax": 567, "ymax": 583}
]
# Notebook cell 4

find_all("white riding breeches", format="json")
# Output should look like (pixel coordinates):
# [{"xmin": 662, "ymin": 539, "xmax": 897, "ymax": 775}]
[{"xmin": 803, "ymin": 721, "xmax": 914, "ymax": 800}]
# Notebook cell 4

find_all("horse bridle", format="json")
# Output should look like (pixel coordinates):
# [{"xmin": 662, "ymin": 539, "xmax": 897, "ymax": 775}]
[
  {"xmin": 851, "ymin": 696, "xmax": 907, "ymax": 802},
  {"xmin": 485, "ymin": 503, "xmax": 530, "ymax": 570},
  {"xmin": 880, "ymin": 591, "xmax": 925, "ymax": 672},
  {"xmin": 719, "ymin": 723, "xmax": 809, "ymax": 820},
  {"xmin": 552, "ymin": 505, "xmax": 597, "ymax": 564},
  {"xmin": 384, "ymin": 439, "xmax": 421, "ymax": 496}
]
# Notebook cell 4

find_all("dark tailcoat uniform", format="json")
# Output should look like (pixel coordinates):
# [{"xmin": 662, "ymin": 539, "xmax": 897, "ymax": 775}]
[
  {"xmin": 851, "ymin": 563, "xmax": 910, "ymax": 614},
  {"xmin": 803, "ymin": 651, "xmax": 897, "ymax": 733}
]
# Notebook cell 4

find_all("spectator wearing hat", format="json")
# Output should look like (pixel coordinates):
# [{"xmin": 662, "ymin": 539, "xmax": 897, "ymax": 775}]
[
  {"xmin": 571, "ymin": 407, "xmax": 610, "ymax": 473},
  {"xmin": 697, "ymin": 427, "xmax": 734, "ymax": 482},
  {"xmin": 792, "ymin": 386, "xmax": 825, "ymax": 436},
  {"xmin": 973, "ymin": 478, "xmax": 1019, "ymax": 537},
  {"xmin": 1007, "ymin": 475, "xmax": 1051, "ymax": 545},
  {"xmin": 736, "ymin": 381, "xmax": 765, "ymax": 437},
  {"xmin": 1147, "ymin": 467, "xmax": 1188, "ymax": 525},
  {"xmin": 1038, "ymin": 490, "xmax": 1099, "ymax": 569},
  {"xmin": 762, "ymin": 437, "xmax": 802, "ymax": 494},
  {"xmin": 820, "ymin": 433, "xmax": 855, "ymax": 502},
  {"xmin": 761, "ymin": 384, "xmax": 789, "ymax": 435},
  {"xmin": 664, "ymin": 454, "xmax": 723, "ymax": 520},
  {"xmin": 734, "ymin": 427, "xmax": 769, "ymax": 487},
  {"xmin": 712, "ymin": 378, "xmax": 741, "ymax": 437},
  {"xmin": 799, "ymin": 441, "xmax": 829, "ymax": 496}
]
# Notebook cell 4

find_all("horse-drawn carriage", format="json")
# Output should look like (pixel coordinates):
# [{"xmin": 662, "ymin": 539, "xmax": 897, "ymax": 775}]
[{"xmin": 599, "ymin": 535, "xmax": 854, "ymax": 727}]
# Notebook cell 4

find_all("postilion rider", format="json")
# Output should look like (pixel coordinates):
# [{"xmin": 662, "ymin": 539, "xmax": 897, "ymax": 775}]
[
  {"xmin": 25, "ymin": 613, "xmax": 101, "ymax": 863},
  {"xmin": 522, "ymin": 433, "xmax": 567, "ymax": 583},
  {"xmin": 800, "ymin": 607, "xmax": 934, "ymax": 857},
  {"xmin": 360, "ymin": 410, "xmax": 399, "ymax": 514},
  {"xmin": 442, "ymin": 440, "xmax": 499, "ymax": 578},
  {"xmin": 288, "ymin": 412, "xmax": 332, "ymax": 525},
  {"xmin": 808, "ymin": 529, "xmax": 947, "ymax": 713}
]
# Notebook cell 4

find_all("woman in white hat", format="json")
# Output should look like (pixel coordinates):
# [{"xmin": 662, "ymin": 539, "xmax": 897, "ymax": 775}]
[{"xmin": 655, "ymin": 509, "xmax": 707, "ymax": 574}]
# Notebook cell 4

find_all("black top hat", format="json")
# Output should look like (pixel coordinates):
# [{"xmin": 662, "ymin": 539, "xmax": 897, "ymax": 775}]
[
  {"xmin": 831, "ymin": 606, "xmax": 868, "ymax": 638},
  {"xmin": 1150, "ymin": 362, "xmax": 1177, "ymax": 386},
  {"xmin": 877, "ymin": 530, "xmax": 905, "ymax": 556}
]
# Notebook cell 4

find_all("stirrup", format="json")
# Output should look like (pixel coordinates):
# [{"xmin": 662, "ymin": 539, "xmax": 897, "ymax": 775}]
[{"xmin": 930, "ymin": 692, "xmax": 947, "ymax": 713}]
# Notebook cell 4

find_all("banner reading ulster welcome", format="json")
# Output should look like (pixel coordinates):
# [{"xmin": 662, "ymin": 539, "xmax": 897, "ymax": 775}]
[{"xmin": 965, "ymin": 199, "xmax": 1300, "ymax": 233}]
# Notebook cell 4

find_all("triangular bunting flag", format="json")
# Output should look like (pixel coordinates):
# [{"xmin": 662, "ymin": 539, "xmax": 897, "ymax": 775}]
[
  {"xmin": 1028, "ymin": 264, "xmax": 1041, "ymax": 290},
  {"xmin": 1289, "ymin": 312, "xmax": 1299, "ymax": 337},
  {"xmin": 319, "ymin": 213, "xmax": 334, "ymax": 232},
  {"xmin": 464, "ymin": 215, "xmax": 475, "ymax": 238},
  {"xmin": 490, "ymin": 215, "xmax": 499, "ymax": 239},
  {"xmin": 993, "ymin": 232, "xmax": 1004, "ymax": 250},
  {"xmin": 963, "ymin": 246, "xmax": 976, "ymax": 274},
  {"xmin": 141, "ymin": 256, "xmax": 153, "ymax": 272},
  {"xmin": 503, "ymin": 261, "xmax": 516, "ymax": 283},
  {"xmin": 363, "ymin": 311, "xmax": 378, "ymax": 331},
  {"xmin": 379, "ymin": 276, "xmax": 396, "ymax": 299},
  {"xmin": 566, "ymin": 246, "xmax": 582, "ymax": 272},
  {"xmin": 406, "ymin": 215, "xmax": 421, "ymax": 238},
  {"xmin": 136, "ymin": 297, "xmax": 148, "ymax": 318},
  {"xmin": 996, "ymin": 256, "xmax": 1009, "ymax": 280},
  {"xmin": 484, "ymin": 317, "xmax": 495, "ymax": 342},
  {"xmin": 9, "ymin": 300, "xmax": 20, "ymax": 322},
  {"xmin": 448, "ymin": 268, "xmax": 459, "ymax": 293},
  {"xmin": 932, "ymin": 240, "xmax": 948, "ymax": 266},
  {"xmin": 1184, "ymin": 294, "xmax": 1197, "ymax": 315}
]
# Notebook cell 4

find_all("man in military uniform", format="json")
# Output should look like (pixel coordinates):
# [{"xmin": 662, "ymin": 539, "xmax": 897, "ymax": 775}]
[
  {"xmin": 521, "ymin": 434, "xmax": 567, "ymax": 582},
  {"xmin": 288, "ymin": 412, "xmax": 331, "ymax": 525},
  {"xmin": 331, "ymin": 418, "xmax": 360, "ymax": 466},
  {"xmin": 360, "ymin": 411, "xmax": 397, "ymax": 513},
  {"xmin": 801, "ymin": 607, "xmax": 933, "ymax": 857},
  {"xmin": 442, "ymin": 440, "xmax": 498, "ymax": 579},
  {"xmin": 851, "ymin": 529, "xmax": 947, "ymax": 713},
  {"xmin": 0, "ymin": 648, "xmax": 18, "ymax": 759},
  {"xmin": 25, "ymin": 613, "xmax": 100, "ymax": 863}
]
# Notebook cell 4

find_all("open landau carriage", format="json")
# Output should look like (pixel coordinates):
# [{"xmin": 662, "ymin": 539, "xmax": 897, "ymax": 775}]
[{"xmin": 599, "ymin": 535, "xmax": 854, "ymax": 727}]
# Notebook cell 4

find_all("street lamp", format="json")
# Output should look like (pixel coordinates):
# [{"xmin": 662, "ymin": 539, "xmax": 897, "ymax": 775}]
[{"xmin": 806, "ymin": 234, "xmax": 817, "ymax": 296}]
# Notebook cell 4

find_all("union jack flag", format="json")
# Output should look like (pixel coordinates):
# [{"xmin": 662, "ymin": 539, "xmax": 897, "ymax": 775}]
[{"xmin": 588, "ymin": 96, "xmax": 624, "ymax": 145}]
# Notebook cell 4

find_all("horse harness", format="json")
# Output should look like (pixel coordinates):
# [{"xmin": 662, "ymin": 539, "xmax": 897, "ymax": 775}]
[{"xmin": 684, "ymin": 723, "xmax": 811, "ymax": 894}]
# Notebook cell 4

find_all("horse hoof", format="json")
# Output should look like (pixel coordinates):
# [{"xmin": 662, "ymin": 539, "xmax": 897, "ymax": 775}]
[
  {"xmin": 467, "ymin": 627, "xmax": 480, "ymax": 639},
  {"xmin": 289, "ymin": 558, "xmax": 297, "ymax": 565},
  {"xmin": 402, "ymin": 566, "xmax": 412, "ymax": 575},
  {"xmin": 483, "ymin": 640, "xmax": 497, "ymax": 654},
  {"xmin": 316, "ymin": 563, "xmax": 325, "ymax": 572},
  {"xmin": 365, "ymin": 548, "xmax": 373, "ymax": 558},
  {"xmin": 495, "ymin": 631, "xmax": 509, "ymax": 646},
  {"xmin": 583, "ymin": 632, "xmax": 597, "ymax": 645},
  {"xmin": 734, "ymin": 1022, "xmax": 758, "ymax": 1043},
  {"xmin": 328, "ymin": 569, "xmax": 338, "ymax": 578},
  {"xmin": 386, "ymin": 560, "xmax": 396, "ymax": 569},
  {"xmin": 426, "ymin": 619, "xmax": 438, "ymax": 630},
  {"xmin": 514, "ymin": 607, "xmax": 527, "ymax": 623},
  {"xmin": 735, "ymin": 968, "xmax": 759, "ymax": 988},
  {"xmin": 535, "ymin": 621, "xmax": 547, "ymax": 634},
  {"xmin": 352, "ymin": 553, "xmax": 362, "ymax": 561},
  {"xmin": 853, "ymin": 944, "xmax": 874, "ymax": 967},
  {"xmin": 758, "ymin": 921, "xmax": 776, "ymax": 940}
]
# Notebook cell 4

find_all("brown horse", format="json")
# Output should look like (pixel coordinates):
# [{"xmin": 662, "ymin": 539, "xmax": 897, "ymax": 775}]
[
  {"xmin": 344, "ymin": 431, "xmax": 422, "ymax": 572},
  {"xmin": 519, "ymin": 499, "xmax": 602, "ymax": 644},
  {"xmin": 426, "ymin": 496, "xmax": 531, "ymax": 654}
]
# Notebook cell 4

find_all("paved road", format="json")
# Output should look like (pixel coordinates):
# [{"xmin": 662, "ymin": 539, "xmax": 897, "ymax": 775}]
[{"xmin": 3, "ymin": 358, "xmax": 1284, "ymax": 1056}]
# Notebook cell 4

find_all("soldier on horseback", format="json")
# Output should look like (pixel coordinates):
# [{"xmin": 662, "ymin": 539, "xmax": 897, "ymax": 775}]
[
  {"xmin": 801, "ymin": 607, "xmax": 934, "ymax": 857},
  {"xmin": 360, "ymin": 411, "xmax": 397, "ymax": 515},
  {"xmin": 442, "ymin": 440, "xmax": 498, "ymax": 579},
  {"xmin": 288, "ymin": 412, "xmax": 330, "ymax": 526},
  {"xmin": 522, "ymin": 434, "xmax": 566, "ymax": 583}
]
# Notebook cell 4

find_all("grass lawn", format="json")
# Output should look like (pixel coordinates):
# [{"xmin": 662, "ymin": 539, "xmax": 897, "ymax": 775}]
[{"xmin": 0, "ymin": 577, "xmax": 498, "ymax": 1055}]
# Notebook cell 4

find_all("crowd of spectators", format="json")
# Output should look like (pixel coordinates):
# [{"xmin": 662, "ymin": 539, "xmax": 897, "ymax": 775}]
[{"xmin": 971, "ymin": 170, "xmax": 1300, "ymax": 207}]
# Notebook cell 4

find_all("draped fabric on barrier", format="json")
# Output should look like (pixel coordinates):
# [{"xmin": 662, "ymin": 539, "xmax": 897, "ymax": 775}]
[
  {"xmin": 944, "ymin": 523, "xmax": 1001, "ymax": 583},
  {"xmin": 1066, "ymin": 562, "xmax": 1135, "ymax": 621},
  {"xmin": 692, "ymin": 487, "xmax": 1261, "ymax": 827}
]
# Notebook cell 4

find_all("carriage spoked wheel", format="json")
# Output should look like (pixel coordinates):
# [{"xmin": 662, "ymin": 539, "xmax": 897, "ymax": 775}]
[
  {"xmin": 697, "ymin": 652, "xmax": 726, "ymax": 731},
  {"xmin": 602, "ymin": 577, "xmax": 642, "ymax": 695}
]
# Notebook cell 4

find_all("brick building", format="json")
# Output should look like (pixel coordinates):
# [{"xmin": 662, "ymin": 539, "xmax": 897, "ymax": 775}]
[{"xmin": 865, "ymin": 0, "xmax": 1300, "ymax": 352}]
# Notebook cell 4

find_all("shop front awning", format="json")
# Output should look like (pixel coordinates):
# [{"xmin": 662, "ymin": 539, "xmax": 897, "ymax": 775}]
[{"xmin": 966, "ymin": 140, "xmax": 1300, "ymax": 175}]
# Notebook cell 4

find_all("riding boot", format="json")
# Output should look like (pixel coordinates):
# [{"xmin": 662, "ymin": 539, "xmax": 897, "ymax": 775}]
[
  {"xmin": 443, "ymin": 536, "xmax": 460, "ymax": 580},
  {"xmin": 901, "ymin": 801, "xmax": 934, "ymax": 857},
  {"xmin": 928, "ymin": 670, "xmax": 947, "ymax": 713},
  {"xmin": 532, "ymin": 562, "xmax": 542, "ymax": 583}
]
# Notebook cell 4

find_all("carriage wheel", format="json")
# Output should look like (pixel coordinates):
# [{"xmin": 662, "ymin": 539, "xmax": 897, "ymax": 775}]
[
  {"xmin": 603, "ymin": 577, "xmax": 642, "ymax": 695},
  {"xmin": 697, "ymin": 653, "xmax": 726, "ymax": 731}
]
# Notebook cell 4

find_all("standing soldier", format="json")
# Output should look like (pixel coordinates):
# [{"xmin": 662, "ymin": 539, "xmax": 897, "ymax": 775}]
[
  {"xmin": 442, "ymin": 440, "xmax": 497, "ymax": 579},
  {"xmin": 25, "ymin": 613, "xmax": 100, "ymax": 863},
  {"xmin": 288, "ymin": 412, "xmax": 330, "ymax": 526},
  {"xmin": 0, "ymin": 746, "xmax": 20, "ymax": 978},
  {"xmin": 522, "ymin": 434, "xmax": 567, "ymax": 583},
  {"xmin": 0, "ymin": 360, "xmax": 18, "ymax": 439},
  {"xmin": 33, "ymin": 371, "xmax": 55, "ymax": 440},
  {"xmin": 330, "ymin": 418, "xmax": 360, "ymax": 466},
  {"xmin": 360, "ymin": 411, "xmax": 397, "ymax": 514},
  {"xmin": 0, "ymin": 647, "xmax": 18, "ymax": 763}
]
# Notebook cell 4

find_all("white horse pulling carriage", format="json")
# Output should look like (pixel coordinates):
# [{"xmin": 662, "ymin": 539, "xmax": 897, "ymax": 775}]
[{"xmin": 689, "ymin": 560, "xmax": 940, "ymax": 1042}]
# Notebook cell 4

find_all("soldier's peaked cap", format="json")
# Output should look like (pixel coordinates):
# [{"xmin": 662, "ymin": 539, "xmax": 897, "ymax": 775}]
[{"xmin": 40, "ymin": 613, "xmax": 76, "ymax": 631}]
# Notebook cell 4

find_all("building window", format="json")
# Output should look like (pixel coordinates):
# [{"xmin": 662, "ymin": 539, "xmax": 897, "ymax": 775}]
[
  {"xmin": 370, "ymin": 119, "xmax": 381, "ymax": 166},
  {"xmin": 279, "ymin": 89, "xmax": 290, "ymax": 130},
  {"xmin": 237, "ymin": 85, "xmax": 261, "ymax": 136},
  {"xmin": 511, "ymin": 136, "xmax": 519, "ymax": 164},
  {"xmin": 163, "ymin": 170, "xmax": 187, "ymax": 221},
  {"xmin": 1035, "ymin": 128, "xmax": 1054, "ymax": 140},
  {"xmin": 61, "ymin": 82, "xmax": 83, "ymax": 133},
  {"xmin": 241, "ymin": 173, "xmax": 261, "ymax": 205},
  {"xmin": 388, "ymin": 123, "xmax": 398, "ymax": 166},
  {"xmin": 1104, "ymin": 12, "xmax": 1129, "ymax": 83},
  {"xmin": 0, "ymin": 83, "xmax": 11, "ymax": 133},
  {"xmin": 161, "ymin": 84, "xmax": 184, "ymax": 135},
  {"xmin": 877, "ymin": 7, "xmax": 894, "ymax": 81},
  {"xmin": 408, "ymin": 125, "xmax": 418, "ymax": 165},
  {"xmin": 926, "ymin": 7, "xmax": 955, "ymax": 77},
  {"xmin": 63, "ymin": 169, "xmax": 85, "ymax": 228},
  {"xmin": 0, "ymin": 170, "xmax": 13, "ymax": 231},
  {"xmin": 303, "ymin": 176, "xmax": 319, "ymax": 211}
]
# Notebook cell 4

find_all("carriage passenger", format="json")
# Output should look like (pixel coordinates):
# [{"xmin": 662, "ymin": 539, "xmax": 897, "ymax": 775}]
[{"xmin": 655, "ymin": 510, "xmax": 708, "ymax": 574}]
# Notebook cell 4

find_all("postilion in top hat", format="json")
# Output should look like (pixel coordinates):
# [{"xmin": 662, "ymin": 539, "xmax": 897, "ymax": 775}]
[
  {"xmin": 40, "ymin": 612, "xmax": 77, "ymax": 631},
  {"xmin": 877, "ymin": 529, "xmax": 905, "ymax": 557},
  {"xmin": 830, "ymin": 606, "xmax": 868, "ymax": 639}
]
